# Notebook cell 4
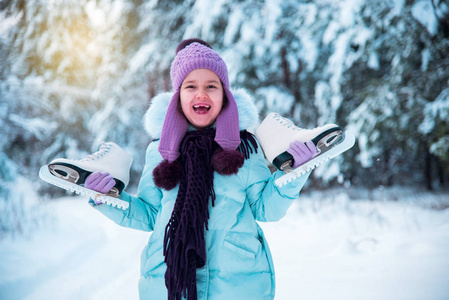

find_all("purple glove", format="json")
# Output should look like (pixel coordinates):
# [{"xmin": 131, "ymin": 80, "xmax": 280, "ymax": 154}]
[
  {"xmin": 287, "ymin": 140, "xmax": 318, "ymax": 168},
  {"xmin": 85, "ymin": 171, "xmax": 116, "ymax": 194}
]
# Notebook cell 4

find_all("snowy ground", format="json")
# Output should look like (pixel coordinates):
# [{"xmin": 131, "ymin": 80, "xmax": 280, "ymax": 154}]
[{"xmin": 1, "ymin": 187, "xmax": 449, "ymax": 300}]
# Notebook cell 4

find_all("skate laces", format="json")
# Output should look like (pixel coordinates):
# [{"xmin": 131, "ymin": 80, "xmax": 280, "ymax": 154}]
[
  {"xmin": 273, "ymin": 113, "xmax": 304, "ymax": 131},
  {"xmin": 80, "ymin": 142, "xmax": 112, "ymax": 162}
]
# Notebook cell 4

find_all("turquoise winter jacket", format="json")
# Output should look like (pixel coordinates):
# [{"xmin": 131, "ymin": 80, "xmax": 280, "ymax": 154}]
[{"xmin": 93, "ymin": 89, "xmax": 310, "ymax": 300}]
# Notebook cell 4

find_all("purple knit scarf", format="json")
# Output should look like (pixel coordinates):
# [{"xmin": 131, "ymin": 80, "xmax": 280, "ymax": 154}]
[{"xmin": 163, "ymin": 128, "xmax": 257, "ymax": 300}]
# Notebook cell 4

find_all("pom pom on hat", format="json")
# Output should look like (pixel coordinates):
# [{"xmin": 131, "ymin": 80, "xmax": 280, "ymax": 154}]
[
  {"xmin": 176, "ymin": 38, "xmax": 211, "ymax": 54},
  {"xmin": 212, "ymin": 149, "xmax": 244, "ymax": 175}
]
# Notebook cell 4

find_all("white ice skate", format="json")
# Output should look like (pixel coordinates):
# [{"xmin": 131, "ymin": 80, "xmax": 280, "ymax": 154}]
[
  {"xmin": 39, "ymin": 142, "xmax": 133, "ymax": 209},
  {"xmin": 255, "ymin": 113, "xmax": 355, "ymax": 187}
]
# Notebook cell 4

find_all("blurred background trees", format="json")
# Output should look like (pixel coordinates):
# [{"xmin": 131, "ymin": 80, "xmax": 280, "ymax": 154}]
[{"xmin": 1, "ymin": 0, "xmax": 448, "ymax": 235}]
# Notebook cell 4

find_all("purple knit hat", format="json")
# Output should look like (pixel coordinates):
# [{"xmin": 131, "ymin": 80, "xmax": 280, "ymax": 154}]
[{"xmin": 158, "ymin": 40, "xmax": 241, "ymax": 163}]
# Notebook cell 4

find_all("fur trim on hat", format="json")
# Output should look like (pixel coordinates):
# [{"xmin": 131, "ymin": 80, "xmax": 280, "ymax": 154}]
[{"xmin": 143, "ymin": 89, "xmax": 259, "ymax": 140}]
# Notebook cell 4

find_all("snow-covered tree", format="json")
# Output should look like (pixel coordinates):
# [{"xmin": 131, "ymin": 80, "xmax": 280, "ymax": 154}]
[{"xmin": 1, "ymin": 0, "xmax": 448, "ymax": 237}]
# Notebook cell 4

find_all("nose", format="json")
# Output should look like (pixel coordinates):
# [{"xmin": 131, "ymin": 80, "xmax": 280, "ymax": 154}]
[{"xmin": 195, "ymin": 88, "xmax": 208, "ymax": 99}]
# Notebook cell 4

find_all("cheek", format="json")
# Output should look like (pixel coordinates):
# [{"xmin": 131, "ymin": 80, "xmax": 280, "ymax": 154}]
[
  {"xmin": 214, "ymin": 93, "xmax": 224, "ymax": 111},
  {"xmin": 179, "ymin": 93, "xmax": 190, "ymax": 114}
]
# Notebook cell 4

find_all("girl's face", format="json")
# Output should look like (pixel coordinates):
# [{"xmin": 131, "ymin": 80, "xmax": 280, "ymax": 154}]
[{"xmin": 180, "ymin": 68, "xmax": 224, "ymax": 129}]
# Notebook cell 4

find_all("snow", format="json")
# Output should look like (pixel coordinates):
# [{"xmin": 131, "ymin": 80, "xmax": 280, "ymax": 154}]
[
  {"xmin": 263, "ymin": 0, "xmax": 282, "ymax": 44},
  {"xmin": 430, "ymin": 136, "xmax": 449, "ymax": 158},
  {"xmin": 419, "ymin": 87, "xmax": 449, "ymax": 134},
  {"xmin": 127, "ymin": 42, "xmax": 155, "ymax": 75},
  {"xmin": 184, "ymin": 0, "xmax": 228, "ymax": 39},
  {"xmin": 256, "ymin": 86, "xmax": 295, "ymax": 115},
  {"xmin": 368, "ymin": 51, "xmax": 380, "ymax": 70},
  {"xmin": 1, "ymin": 0, "xmax": 449, "ymax": 297},
  {"xmin": 411, "ymin": 0, "xmax": 439, "ymax": 36},
  {"xmin": 7, "ymin": 115, "xmax": 57, "ymax": 141},
  {"xmin": 1, "ymin": 188, "xmax": 448, "ymax": 300},
  {"xmin": 223, "ymin": 9, "xmax": 243, "ymax": 46},
  {"xmin": 421, "ymin": 48, "xmax": 431, "ymax": 71},
  {"xmin": 265, "ymin": 189, "xmax": 449, "ymax": 300},
  {"xmin": 0, "ymin": 10, "xmax": 22, "ymax": 37},
  {"xmin": 2, "ymin": 0, "xmax": 447, "ymax": 191},
  {"xmin": 0, "ymin": 197, "xmax": 148, "ymax": 300}
]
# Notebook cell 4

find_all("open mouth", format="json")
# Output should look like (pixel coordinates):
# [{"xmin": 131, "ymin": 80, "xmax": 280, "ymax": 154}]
[{"xmin": 193, "ymin": 104, "xmax": 211, "ymax": 114}]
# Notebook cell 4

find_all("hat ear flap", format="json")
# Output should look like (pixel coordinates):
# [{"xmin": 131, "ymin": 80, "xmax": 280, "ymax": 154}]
[
  {"xmin": 158, "ymin": 91, "xmax": 188, "ymax": 162},
  {"xmin": 214, "ymin": 88, "xmax": 241, "ymax": 150},
  {"xmin": 212, "ymin": 88, "xmax": 245, "ymax": 175}
]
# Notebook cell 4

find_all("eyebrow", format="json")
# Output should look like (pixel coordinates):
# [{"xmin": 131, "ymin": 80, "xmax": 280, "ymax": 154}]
[{"xmin": 182, "ymin": 80, "xmax": 220, "ymax": 85}]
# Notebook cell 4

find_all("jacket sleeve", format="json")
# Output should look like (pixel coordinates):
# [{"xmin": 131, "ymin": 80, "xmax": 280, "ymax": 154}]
[
  {"xmin": 246, "ymin": 145, "xmax": 310, "ymax": 222},
  {"xmin": 92, "ymin": 142, "xmax": 163, "ymax": 232}
]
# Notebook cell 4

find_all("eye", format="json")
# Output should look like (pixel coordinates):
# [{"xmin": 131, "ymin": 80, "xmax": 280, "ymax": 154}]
[
  {"xmin": 207, "ymin": 85, "xmax": 218, "ymax": 89},
  {"xmin": 184, "ymin": 85, "xmax": 196, "ymax": 89}
]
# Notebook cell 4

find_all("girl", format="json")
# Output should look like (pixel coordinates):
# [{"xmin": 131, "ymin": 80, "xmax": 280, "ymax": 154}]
[{"xmin": 85, "ymin": 39, "xmax": 316, "ymax": 300}]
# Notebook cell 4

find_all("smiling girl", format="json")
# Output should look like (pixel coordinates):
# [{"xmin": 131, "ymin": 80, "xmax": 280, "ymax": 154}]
[
  {"xmin": 85, "ymin": 39, "xmax": 316, "ymax": 300},
  {"xmin": 179, "ymin": 68, "xmax": 224, "ymax": 129}
]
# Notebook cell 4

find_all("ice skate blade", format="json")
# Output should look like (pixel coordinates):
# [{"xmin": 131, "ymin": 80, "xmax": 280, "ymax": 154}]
[
  {"xmin": 39, "ymin": 165, "xmax": 129, "ymax": 210},
  {"xmin": 273, "ymin": 128, "xmax": 343, "ymax": 171},
  {"xmin": 48, "ymin": 162, "xmax": 125, "ymax": 196},
  {"xmin": 275, "ymin": 131, "xmax": 356, "ymax": 187}
]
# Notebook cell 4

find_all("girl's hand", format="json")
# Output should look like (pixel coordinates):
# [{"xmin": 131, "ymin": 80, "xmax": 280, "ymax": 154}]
[
  {"xmin": 85, "ymin": 171, "xmax": 116, "ymax": 194},
  {"xmin": 287, "ymin": 140, "xmax": 318, "ymax": 168}
]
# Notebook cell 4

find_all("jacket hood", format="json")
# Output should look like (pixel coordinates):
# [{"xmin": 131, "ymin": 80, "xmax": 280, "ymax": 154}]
[{"xmin": 144, "ymin": 88, "xmax": 260, "ymax": 140}]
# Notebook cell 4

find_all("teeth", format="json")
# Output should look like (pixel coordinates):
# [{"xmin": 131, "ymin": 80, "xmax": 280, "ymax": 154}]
[{"xmin": 193, "ymin": 105, "xmax": 210, "ymax": 109}]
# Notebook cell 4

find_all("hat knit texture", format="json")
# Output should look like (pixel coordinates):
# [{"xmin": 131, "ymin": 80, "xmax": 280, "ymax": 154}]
[{"xmin": 170, "ymin": 42, "xmax": 229, "ymax": 92}]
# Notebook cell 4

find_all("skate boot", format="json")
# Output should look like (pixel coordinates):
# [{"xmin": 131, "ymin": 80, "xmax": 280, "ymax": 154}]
[
  {"xmin": 39, "ymin": 142, "xmax": 133, "ymax": 209},
  {"xmin": 255, "ymin": 113, "xmax": 355, "ymax": 187}
]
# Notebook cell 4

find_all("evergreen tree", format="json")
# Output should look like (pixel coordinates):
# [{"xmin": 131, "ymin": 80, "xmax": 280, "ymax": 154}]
[{"xmin": 1, "ymin": 0, "xmax": 448, "ymax": 237}]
